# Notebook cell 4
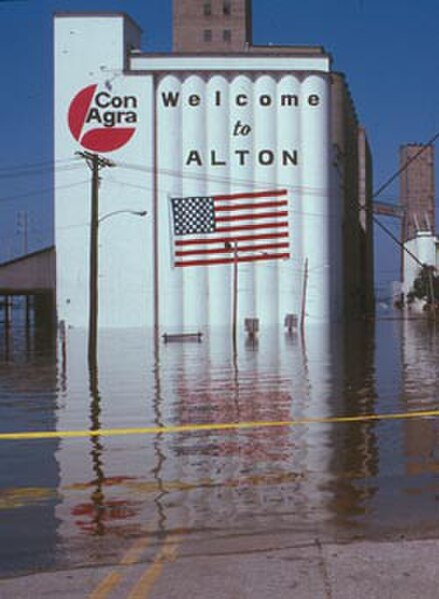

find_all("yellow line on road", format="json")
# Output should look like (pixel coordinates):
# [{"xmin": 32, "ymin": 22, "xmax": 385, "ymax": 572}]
[
  {"xmin": 127, "ymin": 536, "xmax": 180, "ymax": 599},
  {"xmin": 88, "ymin": 536, "xmax": 153, "ymax": 599},
  {"xmin": 89, "ymin": 571, "xmax": 123, "ymax": 599},
  {"xmin": 120, "ymin": 536, "xmax": 154, "ymax": 566},
  {"xmin": 1, "ymin": 409, "xmax": 438, "ymax": 441}
]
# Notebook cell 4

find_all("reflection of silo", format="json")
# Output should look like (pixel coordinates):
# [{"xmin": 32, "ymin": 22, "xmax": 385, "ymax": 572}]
[
  {"xmin": 400, "ymin": 144, "xmax": 435, "ymax": 244},
  {"xmin": 327, "ymin": 321, "xmax": 379, "ymax": 522},
  {"xmin": 168, "ymin": 326, "xmax": 341, "ymax": 532},
  {"xmin": 401, "ymin": 319, "xmax": 438, "ymax": 478}
]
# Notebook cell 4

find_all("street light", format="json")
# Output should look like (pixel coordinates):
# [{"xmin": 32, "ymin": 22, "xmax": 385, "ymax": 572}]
[
  {"xmin": 98, "ymin": 209, "xmax": 147, "ymax": 224},
  {"xmin": 88, "ymin": 207, "xmax": 147, "ymax": 367}
]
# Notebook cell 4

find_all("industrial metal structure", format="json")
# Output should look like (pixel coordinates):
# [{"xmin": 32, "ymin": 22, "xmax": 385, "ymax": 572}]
[{"xmin": 399, "ymin": 144, "xmax": 439, "ymax": 304}]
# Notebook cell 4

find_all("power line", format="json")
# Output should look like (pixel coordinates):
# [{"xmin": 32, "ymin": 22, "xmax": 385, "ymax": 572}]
[
  {"xmin": 1, "ymin": 140, "xmax": 433, "ymax": 273},
  {"xmin": 0, "ymin": 163, "xmax": 83, "ymax": 180},
  {"xmin": 0, "ymin": 157, "xmax": 77, "ymax": 174},
  {"xmin": 115, "ymin": 160, "xmax": 344, "ymax": 197},
  {"xmin": 0, "ymin": 180, "xmax": 88, "ymax": 205},
  {"xmin": 104, "ymin": 175, "xmax": 344, "ymax": 220},
  {"xmin": 372, "ymin": 132, "xmax": 439, "ymax": 200},
  {"xmin": 369, "ymin": 135, "xmax": 439, "ymax": 270}
]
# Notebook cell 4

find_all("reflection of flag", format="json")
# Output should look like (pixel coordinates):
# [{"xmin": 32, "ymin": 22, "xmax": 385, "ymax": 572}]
[{"xmin": 170, "ymin": 189, "xmax": 290, "ymax": 267}]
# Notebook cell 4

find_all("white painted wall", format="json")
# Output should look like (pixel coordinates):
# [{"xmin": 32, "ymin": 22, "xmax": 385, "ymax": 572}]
[
  {"xmin": 54, "ymin": 15, "xmax": 154, "ymax": 328},
  {"xmin": 54, "ymin": 14, "xmax": 343, "ymax": 331},
  {"xmin": 130, "ymin": 54, "xmax": 331, "ymax": 73},
  {"xmin": 154, "ymin": 72, "xmax": 339, "ymax": 330}
]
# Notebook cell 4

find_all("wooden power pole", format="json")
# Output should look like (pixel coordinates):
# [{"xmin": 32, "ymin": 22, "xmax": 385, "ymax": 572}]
[
  {"xmin": 300, "ymin": 257, "xmax": 309, "ymax": 334},
  {"xmin": 76, "ymin": 151, "xmax": 115, "ymax": 368}
]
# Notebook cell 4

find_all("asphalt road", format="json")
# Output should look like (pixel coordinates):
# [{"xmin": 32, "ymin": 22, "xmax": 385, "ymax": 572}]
[{"xmin": 1, "ymin": 531, "xmax": 439, "ymax": 598}]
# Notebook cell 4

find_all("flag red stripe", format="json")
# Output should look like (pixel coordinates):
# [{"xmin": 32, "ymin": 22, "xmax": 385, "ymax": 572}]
[
  {"xmin": 216, "ymin": 210, "xmax": 288, "ymax": 223},
  {"xmin": 175, "ymin": 242, "xmax": 290, "ymax": 257},
  {"xmin": 214, "ymin": 200, "xmax": 288, "ymax": 212},
  {"xmin": 175, "ymin": 253, "xmax": 291, "ymax": 268},
  {"xmin": 216, "ymin": 222, "xmax": 288, "ymax": 233},
  {"xmin": 213, "ymin": 189, "xmax": 288, "ymax": 201},
  {"xmin": 176, "ymin": 232, "xmax": 289, "ymax": 246}
]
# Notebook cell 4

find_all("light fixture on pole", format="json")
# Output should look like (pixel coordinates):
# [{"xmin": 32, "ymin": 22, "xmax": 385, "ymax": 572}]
[
  {"xmin": 89, "ymin": 207, "xmax": 147, "ymax": 364},
  {"xmin": 76, "ymin": 149, "xmax": 147, "ymax": 367},
  {"xmin": 98, "ymin": 209, "xmax": 147, "ymax": 224}
]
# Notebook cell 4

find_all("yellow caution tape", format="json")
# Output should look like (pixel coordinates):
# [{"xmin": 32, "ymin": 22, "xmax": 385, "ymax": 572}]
[{"xmin": 0, "ymin": 409, "xmax": 438, "ymax": 441}]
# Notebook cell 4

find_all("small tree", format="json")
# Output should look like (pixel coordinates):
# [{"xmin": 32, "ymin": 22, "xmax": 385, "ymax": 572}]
[{"xmin": 407, "ymin": 264, "xmax": 439, "ymax": 306}]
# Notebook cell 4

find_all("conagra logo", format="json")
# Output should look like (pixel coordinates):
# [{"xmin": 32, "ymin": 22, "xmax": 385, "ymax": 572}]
[{"xmin": 68, "ymin": 84, "xmax": 138, "ymax": 153}]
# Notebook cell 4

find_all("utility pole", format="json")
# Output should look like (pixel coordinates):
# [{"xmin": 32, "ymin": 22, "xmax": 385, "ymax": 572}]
[
  {"xmin": 232, "ymin": 241, "xmax": 238, "ymax": 350},
  {"xmin": 18, "ymin": 210, "xmax": 31, "ymax": 328},
  {"xmin": 300, "ymin": 257, "xmax": 309, "ymax": 334},
  {"xmin": 76, "ymin": 151, "xmax": 115, "ymax": 368},
  {"xmin": 17, "ymin": 210, "xmax": 29, "ymax": 256},
  {"xmin": 225, "ymin": 241, "xmax": 239, "ymax": 349},
  {"xmin": 427, "ymin": 267, "xmax": 436, "ymax": 320}
]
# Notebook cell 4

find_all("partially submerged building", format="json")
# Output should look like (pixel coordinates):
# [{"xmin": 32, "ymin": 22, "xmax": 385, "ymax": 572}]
[
  {"xmin": 54, "ymin": 0, "xmax": 374, "ymax": 331},
  {"xmin": 400, "ymin": 144, "xmax": 439, "ymax": 308}
]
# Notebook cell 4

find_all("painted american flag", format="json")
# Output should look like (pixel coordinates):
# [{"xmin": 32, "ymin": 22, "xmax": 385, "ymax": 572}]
[{"xmin": 170, "ymin": 189, "xmax": 290, "ymax": 267}]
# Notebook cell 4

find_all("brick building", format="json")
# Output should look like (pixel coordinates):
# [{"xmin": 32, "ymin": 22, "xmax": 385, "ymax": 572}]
[
  {"xmin": 174, "ymin": 0, "xmax": 252, "ymax": 52},
  {"xmin": 399, "ymin": 144, "xmax": 438, "ymax": 306},
  {"xmin": 400, "ymin": 144, "xmax": 435, "ymax": 243}
]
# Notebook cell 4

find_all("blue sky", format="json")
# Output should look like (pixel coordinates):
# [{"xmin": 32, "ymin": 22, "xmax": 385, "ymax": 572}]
[{"xmin": 1, "ymin": 0, "xmax": 438, "ymax": 296}]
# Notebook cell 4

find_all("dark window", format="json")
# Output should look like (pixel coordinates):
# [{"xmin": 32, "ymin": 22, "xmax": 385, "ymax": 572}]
[
  {"xmin": 203, "ymin": 2, "xmax": 212, "ymax": 16},
  {"xmin": 223, "ymin": 29, "xmax": 231, "ymax": 42},
  {"xmin": 204, "ymin": 29, "xmax": 212, "ymax": 42},
  {"xmin": 223, "ymin": 1, "xmax": 232, "ymax": 15}
]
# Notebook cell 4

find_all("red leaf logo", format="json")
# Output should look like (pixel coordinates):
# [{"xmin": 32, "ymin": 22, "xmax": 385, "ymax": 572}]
[{"xmin": 68, "ymin": 85, "xmax": 137, "ymax": 153}]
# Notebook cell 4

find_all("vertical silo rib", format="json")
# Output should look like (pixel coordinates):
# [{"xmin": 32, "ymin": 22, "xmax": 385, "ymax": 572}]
[
  {"xmin": 206, "ymin": 75, "xmax": 231, "ymax": 328},
  {"xmin": 254, "ymin": 75, "xmax": 278, "ymax": 325},
  {"xmin": 300, "ymin": 74, "xmax": 333, "ymax": 321},
  {"xmin": 229, "ymin": 75, "xmax": 256, "ymax": 323},
  {"xmin": 157, "ymin": 75, "xmax": 183, "ymax": 332},
  {"xmin": 181, "ymin": 75, "xmax": 208, "ymax": 330},
  {"xmin": 277, "ymin": 74, "xmax": 302, "ymax": 322}
]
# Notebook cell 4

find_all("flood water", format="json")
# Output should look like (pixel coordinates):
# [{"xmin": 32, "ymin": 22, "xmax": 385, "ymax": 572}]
[{"xmin": 0, "ymin": 314, "xmax": 438, "ymax": 578}]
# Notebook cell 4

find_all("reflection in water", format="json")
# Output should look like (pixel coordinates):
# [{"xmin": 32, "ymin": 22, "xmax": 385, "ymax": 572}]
[
  {"xmin": 0, "ymin": 322, "xmax": 60, "ymax": 577},
  {"xmin": 70, "ymin": 365, "xmax": 141, "ymax": 540},
  {"xmin": 152, "ymin": 338, "xmax": 167, "ymax": 535},
  {"xmin": 402, "ymin": 319, "xmax": 439, "ymax": 480},
  {"xmin": 0, "ymin": 317, "xmax": 438, "ymax": 576},
  {"xmin": 88, "ymin": 365, "xmax": 105, "ymax": 536},
  {"xmin": 68, "ymin": 363, "xmax": 107, "ymax": 537},
  {"xmin": 166, "ymin": 326, "xmax": 340, "ymax": 532},
  {"xmin": 327, "ymin": 321, "xmax": 379, "ymax": 526}
]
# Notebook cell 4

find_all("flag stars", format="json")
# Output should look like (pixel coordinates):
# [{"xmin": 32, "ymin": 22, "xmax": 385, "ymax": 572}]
[{"xmin": 171, "ymin": 196, "xmax": 216, "ymax": 235}]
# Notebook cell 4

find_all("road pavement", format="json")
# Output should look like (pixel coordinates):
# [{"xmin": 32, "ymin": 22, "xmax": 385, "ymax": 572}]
[{"xmin": 1, "ymin": 531, "xmax": 438, "ymax": 598}]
